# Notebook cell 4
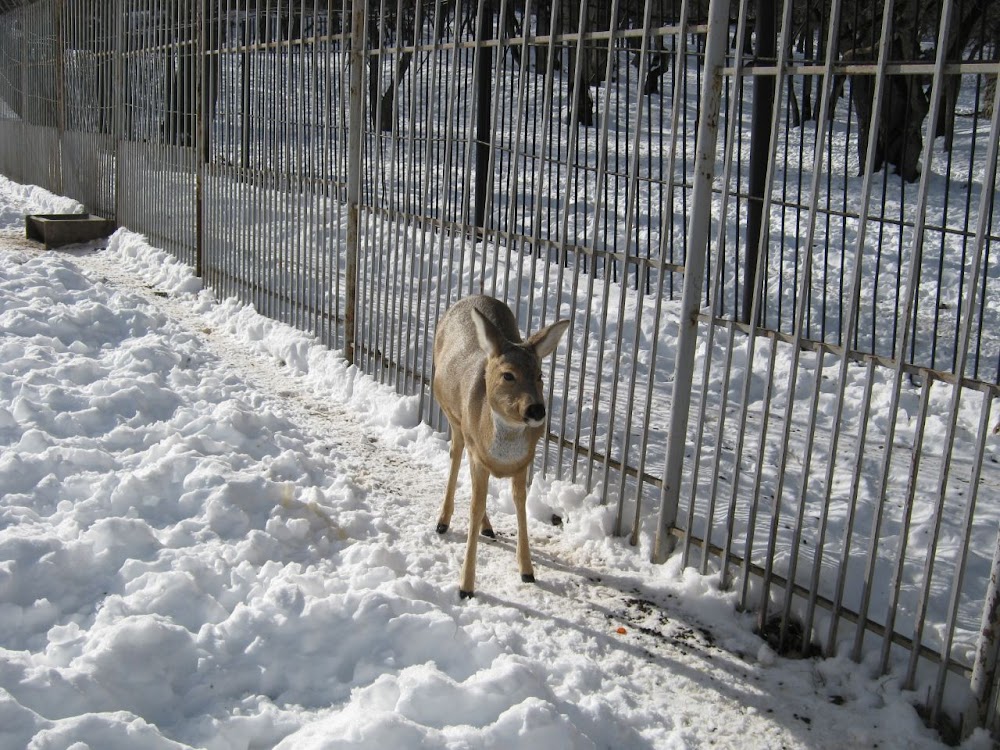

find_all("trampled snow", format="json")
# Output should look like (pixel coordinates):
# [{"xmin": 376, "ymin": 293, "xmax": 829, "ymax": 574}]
[{"xmin": 0, "ymin": 173, "xmax": 983, "ymax": 749}]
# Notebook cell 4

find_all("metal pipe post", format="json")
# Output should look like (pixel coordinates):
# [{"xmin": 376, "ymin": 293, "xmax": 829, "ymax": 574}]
[
  {"xmin": 652, "ymin": 0, "xmax": 731, "ymax": 564},
  {"xmin": 345, "ymin": 0, "xmax": 366, "ymax": 365}
]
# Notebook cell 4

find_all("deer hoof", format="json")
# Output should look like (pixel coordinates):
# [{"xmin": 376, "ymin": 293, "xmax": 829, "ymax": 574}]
[
  {"xmin": 481, "ymin": 528, "xmax": 496, "ymax": 539},
  {"xmin": 459, "ymin": 589, "xmax": 475, "ymax": 600},
  {"xmin": 521, "ymin": 573, "xmax": 535, "ymax": 584},
  {"xmin": 436, "ymin": 523, "xmax": 448, "ymax": 534}
]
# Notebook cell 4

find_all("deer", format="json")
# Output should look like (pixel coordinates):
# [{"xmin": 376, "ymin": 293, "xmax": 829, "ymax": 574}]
[{"xmin": 433, "ymin": 295, "xmax": 570, "ymax": 599}]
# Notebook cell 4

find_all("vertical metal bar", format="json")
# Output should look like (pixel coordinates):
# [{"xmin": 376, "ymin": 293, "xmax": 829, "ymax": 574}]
[
  {"xmin": 488, "ymin": 0, "xmax": 531, "ymax": 303},
  {"xmin": 581, "ymin": 31, "xmax": 625, "ymax": 494},
  {"xmin": 515, "ymin": 0, "xmax": 561, "ymax": 317},
  {"xmin": 456, "ymin": 0, "xmax": 492, "ymax": 295},
  {"xmin": 742, "ymin": 0, "xmax": 775, "ymax": 326},
  {"xmin": 320, "ymin": 0, "xmax": 331, "ymax": 346},
  {"xmin": 113, "ymin": 0, "xmax": 125, "ymax": 225},
  {"xmin": 414, "ymin": 0, "xmax": 446, "ymax": 421},
  {"xmin": 929, "ymin": 392, "xmax": 993, "ymax": 723},
  {"xmin": 824, "ymin": 356, "xmax": 875, "ymax": 656},
  {"xmin": 293, "ymin": 0, "xmax": 304, "ymax": 325},
  {"xmin": 876, "ymin": 374, "xmax": 932, "ymax": 675},
  {"xmin": 651, "ymin": 0, "xmax": 730, "ymax": 563},
  {"xmin": 54, "ymin": 0, "xmax": 64, "ymax": 195},
  {"xmin": 961, "ymin": 74, "xmax": 1000, "ymax": 734},
  {"xmin": 196, "ymin": 0, "xmax": 206, "ymax": 278},
  {"xmin": 735, "ymin": 335, "xmax": 778, "ymax": 608},
  {"xmin": 256, "ymin": 0, "xmax": 266, "ymax": 316},
  {"xmin": 248, "ymin": 0, "xmax": 258, "ymax": 313},
  {"xmin": 216, "ymin": 2, "xmax": 225, "ymax": 295},
  {"xmin": 385, "ymin": 0, "xmax": 406, "ymax": 386},
  {"xmin": 271, "ymin": 0, "xmax": 280, "ymax": 321},
  {"xmin": 396, "ymin": 0, "xmax": 424, "ymax": 394},
  {"xmin": 920, "ymin": 67, "xmax": 1000, "ymax": 718},
  {"xmin": 300, "ymin": 0, "xmax": 311, "ymax": 333},
  {"xmin": 240, "ymin": 0, "xmax": 249, "ymax": 307},
  {"xmin": 428, "ymin": 0, "xmax": 466, "ymax": 431},
  {"xmin": 362, "ymin": 0, "xmax": 387, "ymax": 378},
  {"xmin": 472, "ymin": 0, "xmax": 492, "ymax": 234},
  {"xmin": 233, "ymin": 0, "xmax": 241, "ymax": 297},
  {"xmin": 441, "ymin": 0, "xmax": 470, "ymax": 311},
  {"xmin": 335, "ymin": 0, "xmax": 348, "ymax": 352},
  {"xmin": 203, "ymin": 0, "xmax": 213, "ymax": 288},
  {"xmin": 758, "ymin": 0, "xmax": 844, "ymax": 633},
  {"xmin": 546, "ymin": 0, "xmax": 621, "ymax": 482},
  {"xmin": 702, "ymin": 0, "xmax": 794, "ymax": 589},
  {"xmin": 283, "ymin": 0, "xmax": 294, "ymax": 325},
  {"xmin": 850, "ymin": 0, "xmax": 955, "ymax": 665},
  {"xmin": 374, "ymin": 0, "xmax": 401, "ymax": 384},
  {"xmin": 344, "ymin": 0, "xmax": 364, "ymax": 364},
  {"xmin": 18, "ymin": 3, "xmax": 26, "ymax": 186},
  {"xmin": 562, "ymin": 0, "xmax": 617, "ymax": 489},
  {"xmin": 684, "ymin": 0, "xmax": 752, "ymax": 573},
  {"xmin": 157, "ymin": 0, "xmax": 167, "ymax": 246},
  {"xmin": 775, "ymin": 348, "xmax": 825, "ymax": 649},
  {"xmin": 970, "ymin": 518, "xmax": 1000, "ymax": 735},
  {"xmin": 306, "ymin": 0, "xmax": 315, "ymax": 331},
  {"xmin": 481, "ymin": 0, "xmax": 518, "ymax": 305},
  {"xmin": 607, "ymin": 0, "xmax": 654, "ymax": 536},
  {"xmin": 290, "ymin": 0, "xmax": 300, "ymax": 326},
  {"xmin": 694, "ymin": 322, "xmax": 736, "ymax": 574},
  {"xmin": 804, "ymin": 0, "xmax": 897, "ymax": 655}
]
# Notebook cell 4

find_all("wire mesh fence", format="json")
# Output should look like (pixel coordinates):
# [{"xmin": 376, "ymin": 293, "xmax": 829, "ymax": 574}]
[{"xmin": 1, "ymin": 0, "xmax": 998, "ymax": 738}]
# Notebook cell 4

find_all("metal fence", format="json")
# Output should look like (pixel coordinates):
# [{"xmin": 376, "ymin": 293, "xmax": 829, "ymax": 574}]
[{"xmin": 1, "ymin": 0, "xmax": 998, "ymax": 739}]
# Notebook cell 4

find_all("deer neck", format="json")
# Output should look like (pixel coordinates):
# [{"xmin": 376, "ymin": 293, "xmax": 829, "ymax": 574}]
[{"xmin": 481, "ymin": 410, "xmax": 533, "ymax": 470}]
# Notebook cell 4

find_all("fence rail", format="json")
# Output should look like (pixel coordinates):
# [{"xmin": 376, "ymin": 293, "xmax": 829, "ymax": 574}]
[{"xmin": 2, "ymin": 0, "xmax": 999, "ymax": 739}]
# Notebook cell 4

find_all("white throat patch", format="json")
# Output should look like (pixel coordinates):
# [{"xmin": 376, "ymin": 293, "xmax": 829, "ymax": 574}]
[{"xmin": 490, "ymin": 412, "xmax": 532, "ymax": 465}]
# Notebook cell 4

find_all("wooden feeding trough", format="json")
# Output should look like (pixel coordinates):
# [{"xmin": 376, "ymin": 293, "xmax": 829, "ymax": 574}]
[{"xmin": 25, "ymin": 213, "xmax": 116, "ymax": 249}]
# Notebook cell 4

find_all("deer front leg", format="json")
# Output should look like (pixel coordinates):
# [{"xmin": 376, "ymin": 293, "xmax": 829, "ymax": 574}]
[
  {"xmin": 436, "ymin": 426, "xmax": 464, "ymax": 534},
  {"xmin": 512, "ymin": 467, "xmax": 534, "ymax": 583},
  {"xmin": 459, "ymin": 458, "xmax": 490, "ymax": 599}
]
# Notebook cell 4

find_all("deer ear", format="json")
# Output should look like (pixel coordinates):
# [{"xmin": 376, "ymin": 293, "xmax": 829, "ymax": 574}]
[
  {"xmin": 527, "ymin": 319, "xmax": 569, "ymax": 359},
  {"xmin": 470, "ymin": 306, "xmax": 503, "ymax": 359}
]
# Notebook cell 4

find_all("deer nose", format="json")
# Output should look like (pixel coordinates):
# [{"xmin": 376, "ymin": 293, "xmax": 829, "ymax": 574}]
[{"xmin": 525, "ymin": 404, "xmax": 546, "ymax": 423}]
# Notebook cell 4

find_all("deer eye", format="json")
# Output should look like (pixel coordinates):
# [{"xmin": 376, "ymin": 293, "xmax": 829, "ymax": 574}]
[{"xmin": 502, "ymin": 372, "xmax": 515, "ymax": 382}]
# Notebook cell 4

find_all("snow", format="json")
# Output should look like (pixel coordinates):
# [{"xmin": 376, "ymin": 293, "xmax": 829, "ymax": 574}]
[{"xmin": 0, "ymin": 173, "xmax": 986, "ymax": 749}]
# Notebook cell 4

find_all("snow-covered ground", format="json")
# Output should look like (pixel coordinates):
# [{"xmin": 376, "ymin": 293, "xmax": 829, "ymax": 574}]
[{"xmin": 0, "ymin": 174, "xmax": 986, "ymax": 749}]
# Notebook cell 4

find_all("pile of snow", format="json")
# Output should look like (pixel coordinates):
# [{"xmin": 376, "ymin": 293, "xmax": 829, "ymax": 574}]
[
  {"xmin": 0, "ymin": 173, "xmax": 978, "ymax": 749},
  {"xmin": 0, "ymin": 179, "xmax": 83, "ymax": 229}
]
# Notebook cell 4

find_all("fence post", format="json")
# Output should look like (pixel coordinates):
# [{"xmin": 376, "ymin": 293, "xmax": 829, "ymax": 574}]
[
  {"xmin": 345, "ymin": 0, "xmax": 366, "ymax": 365},
  {"xmin": 19, "ymin": 4, "xmax": 27, "ymax": 183},
  {"xmin": 195, "ymin": 0, "xmax": 205, "ymax": 279},
  {"xmin": 54, "ymin": 0, "xmax": 65, "ymax": 195},
  {"xmin": 112, "ymin": 0, "xmax": 124, "ymax": 225},
  {"xmin": 652, "ymin": 0, "xmax": 730, "ymax": 563}
]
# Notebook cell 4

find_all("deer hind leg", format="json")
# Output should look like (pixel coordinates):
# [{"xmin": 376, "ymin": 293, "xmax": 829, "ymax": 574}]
[
  {"xmin": 436, "ymin": 426, "xmax": 464, "ymax": 534},
  {"xmin": 512, "ymin": 467, "xmax": 534, "ymax": 583},
  {"xmin": 480, "ymin": 507, "xmax": 494, "ymax": 539},
  {"xmin": 459, "ymin": 458, "xmax": 490, "ymax": 598}
]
